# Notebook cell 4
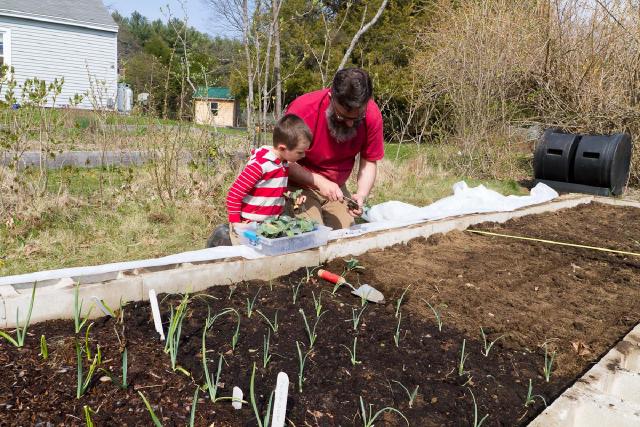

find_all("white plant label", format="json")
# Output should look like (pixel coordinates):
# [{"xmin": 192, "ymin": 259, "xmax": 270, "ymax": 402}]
[
  {"xmin": 232, "ymin": 386, "xmax": 243, "ymax": 410},
  {"xmin": 271, "ymin": 372, "xmax": 289, "ymax": 427},
  {"xmin": 148, "ymin": 289, "xmax": 165, "ymax": 341},
  {"xmin": 91, "ymin": 296, "xmax": 113, "ymax": 317}
]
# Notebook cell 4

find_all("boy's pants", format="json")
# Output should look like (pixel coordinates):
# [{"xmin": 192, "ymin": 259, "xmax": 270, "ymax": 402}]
[{"xmin": 286, "ymin": 184, "xmax": 355, "ymax": 230}]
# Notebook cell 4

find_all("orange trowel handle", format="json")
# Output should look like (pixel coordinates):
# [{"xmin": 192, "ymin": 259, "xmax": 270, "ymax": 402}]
[{"xmin": 317, "ymin": 269, "xmax": 346, "ymax": 285}]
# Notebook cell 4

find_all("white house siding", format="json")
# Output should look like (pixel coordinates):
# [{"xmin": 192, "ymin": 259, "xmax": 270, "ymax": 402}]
[{"xmin": 0, "ymin": 16, "xmax": 117, "ymax": 109}]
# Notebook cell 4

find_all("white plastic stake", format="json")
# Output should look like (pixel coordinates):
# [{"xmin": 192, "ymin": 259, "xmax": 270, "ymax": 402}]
[
  {"xmin": 271, "ymin": 372, "xmax": 289, "ymax": 427},
  {"xmin": 148, "ymin": 289, "xmax": 165, "ymax": 341},
  {"xmin": 91, "ymin": 296, "xmax": 113, "ymax": 317},
  {"xmin": 232, "ymin": 386, "xmax": 243, "ymax": 410}
]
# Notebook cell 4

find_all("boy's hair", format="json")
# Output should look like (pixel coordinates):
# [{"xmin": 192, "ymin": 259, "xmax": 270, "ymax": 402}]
[
  {"xmin": 331, "ymin": 68, "xmax": 373, "ymax": 110},
  {"xmin": 273, "ymin": 114, "xmax": 312, "ymax": 150}
]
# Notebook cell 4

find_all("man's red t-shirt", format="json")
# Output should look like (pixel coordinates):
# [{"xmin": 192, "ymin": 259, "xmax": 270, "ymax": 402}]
[{"xmin": 285, "ymin": 88, "xmax": 384, "ymax": 186}]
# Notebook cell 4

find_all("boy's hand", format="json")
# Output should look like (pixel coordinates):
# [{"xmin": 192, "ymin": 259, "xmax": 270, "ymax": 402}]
[{"xmin": 232, "ymin": 222, "xmax": 251, "ymax": 233}]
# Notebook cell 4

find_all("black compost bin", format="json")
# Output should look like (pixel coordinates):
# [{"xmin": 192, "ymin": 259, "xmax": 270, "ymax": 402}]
[
  {"xmin": 572, "ymin": 133, "xmax": 632, "ymax": 195},
  {"xmin": 534, "ymin": 130, "xmax": 580, "ymax": 182}
]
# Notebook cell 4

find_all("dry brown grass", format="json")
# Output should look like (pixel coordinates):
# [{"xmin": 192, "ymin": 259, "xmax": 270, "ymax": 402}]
[{"xmin": 414, "ymin": 0, "xmax": 640, "ymax": 184}]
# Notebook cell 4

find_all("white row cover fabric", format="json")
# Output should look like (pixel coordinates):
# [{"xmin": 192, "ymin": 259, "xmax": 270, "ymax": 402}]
[{"xmin": 0, "ymin": 181, "xmax": 557, "ymax": 286}]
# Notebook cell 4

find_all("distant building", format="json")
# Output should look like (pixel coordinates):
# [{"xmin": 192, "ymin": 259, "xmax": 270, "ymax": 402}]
[
  {"xmin": 0, "ymin": 0, "xmax": 118, "ymax": 109},
  {"xmin": 193, "ymin": 87, "xmax": 237, "ymax": 127}
]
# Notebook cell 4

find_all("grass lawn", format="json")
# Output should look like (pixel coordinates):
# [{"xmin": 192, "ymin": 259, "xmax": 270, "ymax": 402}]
[{"xmin": 1, "ymin": 142, "xmax": 531, "ymax": 277}]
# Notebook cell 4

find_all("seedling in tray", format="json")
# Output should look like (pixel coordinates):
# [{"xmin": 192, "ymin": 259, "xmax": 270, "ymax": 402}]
[{"xmin": 257, "ymin": 215, "xmax": 317, "ymax": 238}]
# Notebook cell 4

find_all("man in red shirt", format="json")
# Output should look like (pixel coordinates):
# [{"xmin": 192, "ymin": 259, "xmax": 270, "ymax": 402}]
[{"xmin": 285, "ymin": 68, "xmax": 384, "ymax": 229}]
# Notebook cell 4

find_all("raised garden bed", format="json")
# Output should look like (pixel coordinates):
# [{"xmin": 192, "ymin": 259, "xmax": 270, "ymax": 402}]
[{"xmin": 1, "ymin": 202, "xmax": 639, "ymax": 426}]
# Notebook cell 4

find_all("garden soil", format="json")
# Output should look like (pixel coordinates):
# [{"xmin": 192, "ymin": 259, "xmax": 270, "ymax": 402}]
[{"xmin": 0, "ymin": 202, "xmax": 638, "ymax": 426}]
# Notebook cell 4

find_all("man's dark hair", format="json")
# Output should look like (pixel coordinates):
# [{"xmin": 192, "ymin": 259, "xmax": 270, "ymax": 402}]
[
  {"xmin": 273, "ymin": 114, "xmax": 312, "ymax": 150},
  {"xmin": 331, "ymin": 68, "xmax": 373, "ymax": 110}
]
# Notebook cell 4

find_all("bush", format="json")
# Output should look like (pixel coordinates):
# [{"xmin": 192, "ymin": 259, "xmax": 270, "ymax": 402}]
[{"xmin": 413, "ymin": 0, "xmax": 640, "ymax": 185}]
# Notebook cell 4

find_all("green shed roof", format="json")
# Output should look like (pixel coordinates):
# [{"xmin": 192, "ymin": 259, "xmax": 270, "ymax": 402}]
[{"xmin": 194, "ymin": 87, "xmax": 234, "ymax": 100}]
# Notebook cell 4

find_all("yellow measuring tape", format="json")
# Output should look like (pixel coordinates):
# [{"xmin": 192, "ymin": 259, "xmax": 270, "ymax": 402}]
[{"xmin": 467, "ymin": 229, "xmax": 640, "ymax": 258}]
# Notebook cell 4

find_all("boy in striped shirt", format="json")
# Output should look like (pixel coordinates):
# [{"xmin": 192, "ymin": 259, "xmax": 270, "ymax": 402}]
[{"xmin": 225, "ymin": 114, "xmax": 311, "ymax": 244}]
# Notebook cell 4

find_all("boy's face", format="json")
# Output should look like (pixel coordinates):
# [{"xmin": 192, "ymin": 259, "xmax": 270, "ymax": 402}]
[{"xmin": 277, "ymin": 139, "xmax": 309, "ymax": 163}]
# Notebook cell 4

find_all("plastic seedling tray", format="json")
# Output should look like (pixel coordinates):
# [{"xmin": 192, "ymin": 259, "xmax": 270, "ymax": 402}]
[{"xmin": 240, "ymin": 224, "xmax": 332, "ymax": 256}]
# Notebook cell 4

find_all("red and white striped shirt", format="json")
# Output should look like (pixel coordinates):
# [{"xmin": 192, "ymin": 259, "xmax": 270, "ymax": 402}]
[{"xmin": 226, "ymin": 146, "xmax": 289, "ymax": 223}]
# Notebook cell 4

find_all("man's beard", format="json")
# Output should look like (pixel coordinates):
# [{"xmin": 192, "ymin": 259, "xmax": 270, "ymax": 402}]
[{"xmin": 326, "ymin": 104, "xmax": 359, "ymax": 142}]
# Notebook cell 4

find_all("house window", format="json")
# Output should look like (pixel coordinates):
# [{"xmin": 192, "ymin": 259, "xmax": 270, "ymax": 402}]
[{"xmin": 210, "ymin": 102, "xmax": 219, "ymax": 116}]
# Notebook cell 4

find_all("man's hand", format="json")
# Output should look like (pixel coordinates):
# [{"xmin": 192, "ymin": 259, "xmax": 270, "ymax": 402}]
[
  {"xmin": 315, "ymin": 176, "xmax": 344, "ymax": 202},
  {"xmin": 348, "ymin": 193, "xmax": 366, "ymax": 217}
]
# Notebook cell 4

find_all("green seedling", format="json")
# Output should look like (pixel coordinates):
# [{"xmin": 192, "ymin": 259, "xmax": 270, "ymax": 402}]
[
  {"xmin": 299, "ymin": 308, "xmax": 325, "ymax": 349},
  {"xmin": 73, "ymin": 282, "xmax": 94, "ymax": 334},
  {"xmin": 228, "ymin": 308, "xmax": 241, "ymax": 350},
  {"xmin": 480, "ymin": 327, "xmax": 505, "ymax": 357},
  {"xmin": 250, "ymin": 363, "xmax": 274, "ymax": 427},
  {"xmin": 312, "ymin": 291, "xmax": 323, "ymax": 318},
  {"xmin": 341, "ymin": 336, "xmax": 361, "ymax": 366},
  {"xmin": 138, "ymin": 391, "xmax": 163, "ymax": 427},
  {"xmin": 358, "ymin": 396, "xmax": 408, "ymax": 427},
  {"xmin": 459, "ymin": 339, "xmax": 469, "ymax": 376},
  {"xmin": 228, "ymin": 285, "xmax": 236, "ymax": 300},
  {"xmin": 203, "ymin": 349, "xmax": 225, "ymax": 403},
  {"xmin": 394, "ymin": 313, "xmax": 402, "ymax": 347},
  {"xmin": 296, "ymin": 341, "xmax": 310, "ymax": 393},
  {"xmin": 246, "ymin": 287, "xmax": 261, "ymax": 318},
  {"xmin": 543, "ymin": 344, "xmax": 556, "ymax": 383},
  {"xmin": 76, "ymin": 341, "xmax": 101, "ymax": 399},
  {"xmin": 392, "ymin": 380, "xmax": 419, "ymax": 408},
  {"xmin": 84, "ymin": 322, "xmax": 94, "ymax": 361},
  {"xmin": 84, "ymin": 405, "xmax": 96, "ymax": 427},
  {"xmin": 263, "ymin": 331, "xmax": 272, "ymax": 368},
  {"xmin": 395, "ymin": 285, "xmax": 412, "ymax": 318},
  {"xmin": 304, "ymin": 265, "xmax": 321, "ymax": 283},
  {"xmin": 164, "ymin": 294, "xmax": 189, "ymax": 371},
  {"xmin": 347, "ymin": 303, "xmax": 367, "ymax": 331},
  {"xmin": 524, "ymin": 379, "xmax": 547, "ymax": 407},
  {"xmin": 39, "ymin": 335, "xmax": 48, "ymax": 360},
  {"xmin": 202, "ymin": 311, "xmax": 238, "ymax": 403},
  {"xmin": 292, "ymin": 277, "xmax": 304, "ymax": 304},
  {"xmin": 422, "ymin": 299, "xmax": 443, "ymax": 331},
  {"xmin": 256, "ymin": 309, "xmax": 279, "ymax": 334},
  {"xmin": 257, "ymin": 215, "xmax": 317, "ymax": 238},
  {"xmin": 189, "ymin": 387, "xmax": 198, "ymax": 427},
  {"xmin": 467, "ymin": 388, "xmax": 489, "ymax": 427},
  {"xmin": 0, "ymin": 282, "xmax": 36, "ymax": 347}
]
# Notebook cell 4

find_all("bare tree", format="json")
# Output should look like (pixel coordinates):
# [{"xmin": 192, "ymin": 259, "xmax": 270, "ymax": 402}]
[
  {"xmin": 273, "ymin": 0, "xmax": 282, "ymax": 118},
  {"xmin": 337, "ymin": 0, "xmax": 389, "ymax": 71}
]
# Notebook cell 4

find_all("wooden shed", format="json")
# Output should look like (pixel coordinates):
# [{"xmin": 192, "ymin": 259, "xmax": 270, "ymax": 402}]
[{"xmin": 193, "ymin": 87, "xmax": 237, "ymax": 127}]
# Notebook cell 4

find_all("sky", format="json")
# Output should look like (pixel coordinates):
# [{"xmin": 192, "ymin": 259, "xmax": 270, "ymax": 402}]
[{"xmin": 104, "ymin": 0, "xmax": 231, "ymax": 37}]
